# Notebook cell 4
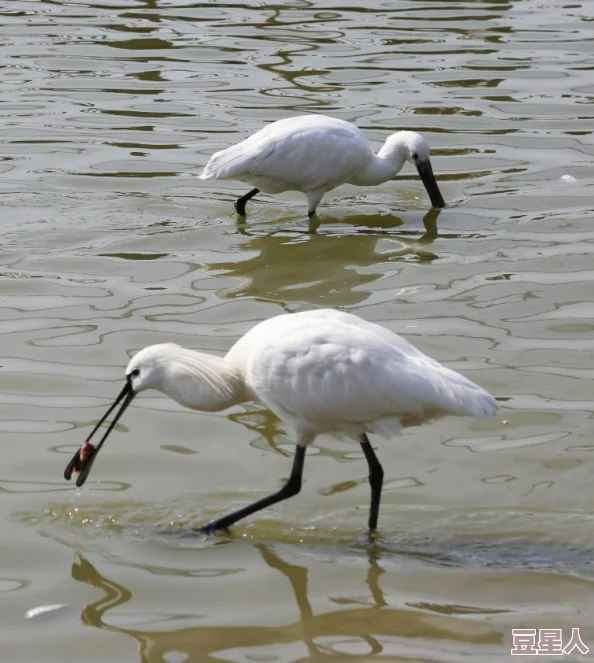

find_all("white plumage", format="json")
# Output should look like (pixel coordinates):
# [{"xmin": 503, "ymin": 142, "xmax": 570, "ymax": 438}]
[
  {"xmin": 200, "ymin": 114, "xmax": 446, "ymax": 217},
  {"xmin": 65, "ymin": 309, "xmax": 496, "ymax": 535},
  {"xmin": 227, "ymin": 309, "xmax": 495, "ymax": 435}
]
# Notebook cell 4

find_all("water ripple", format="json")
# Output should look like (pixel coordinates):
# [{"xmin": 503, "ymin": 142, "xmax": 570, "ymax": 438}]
[{"xmin": 2, "ymin": 2, "xmax": 594, "ymax": 659}]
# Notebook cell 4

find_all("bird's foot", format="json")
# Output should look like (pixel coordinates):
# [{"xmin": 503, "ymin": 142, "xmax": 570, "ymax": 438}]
[
  {"xmin": 234, "ymin": 201, "xmax": 247, "ymax": 216},
  {"xmin": 197, "ymin": 522, "xmax": 231, "ymax": 537},
  {"xmin": 366, "ymin": 528, "xmax": 380, "ymax": 545},
  {"xmin": 307, "ymin": 216, "xmax": 320, "ymax": 234}
]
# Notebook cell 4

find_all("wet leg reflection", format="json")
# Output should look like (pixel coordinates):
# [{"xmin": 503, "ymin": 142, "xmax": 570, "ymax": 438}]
[
  {"xmin": 256, "ymin": 543, "xmax": 386, "ymax": 657},
  {"xmin": 218, "ymin": 207, "xmax": 444, "ymax": 310},
  {"xmin": 71, "ymin": 541, "xmax": 501, "ymax": 662}
]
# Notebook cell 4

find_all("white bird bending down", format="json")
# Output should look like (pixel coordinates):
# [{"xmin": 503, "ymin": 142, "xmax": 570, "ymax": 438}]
[
  {"xmin": 65, "ymin": 309, "xmax": 496, "ymax": 535},
  {"xmin": 199, "ymin": 114, "xmax": 446, "ymax": 218}
]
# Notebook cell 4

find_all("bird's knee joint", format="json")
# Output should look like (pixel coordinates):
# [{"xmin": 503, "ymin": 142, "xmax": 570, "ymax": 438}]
[
  {"xmin": 369, "ymin": 466, "xmax": 384, "ymax": 483},
  {"xmin": 282, "ymin": 478, "xmax": 301, "ymax": 498}
]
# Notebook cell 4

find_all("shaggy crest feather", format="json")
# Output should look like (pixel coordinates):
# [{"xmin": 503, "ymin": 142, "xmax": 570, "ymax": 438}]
[{"xmin": 127, "ymin": 344, "xmax": 244, "ymax": 412}]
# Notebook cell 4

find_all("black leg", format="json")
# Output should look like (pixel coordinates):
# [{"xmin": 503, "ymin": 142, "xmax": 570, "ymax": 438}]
[
  {"xmin": 234, "ymin": 188, "xmax": 259, "ymax": 216},
  {"xmin": 360, "ymin": 434, "xmax": 384, "ymax": 533},
  {"xmin": 199, "ymin": 445, "xmax": 306, "ymax": 534},
  {"xmin": 307, "ymin": 209, "xmax": 315, "ymax": 218}
]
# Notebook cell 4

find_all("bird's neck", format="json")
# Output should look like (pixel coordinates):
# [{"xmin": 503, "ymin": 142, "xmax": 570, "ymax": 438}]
[
  {"xmin": 164, "ymin": 351, "xmax": 246, "ymax": 413},
  {"xmin": 348, "ymin": 138, "xmax": 407, "ymax": 187}
]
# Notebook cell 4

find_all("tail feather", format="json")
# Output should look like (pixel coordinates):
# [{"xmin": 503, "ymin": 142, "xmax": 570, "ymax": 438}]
[
  {"xmin": 458, "ymin": 387, "xmax": 498, "ymax": 418},
  {"xmin": 439, "ymin": 377, "xmax": 498, "ymax": 419}
]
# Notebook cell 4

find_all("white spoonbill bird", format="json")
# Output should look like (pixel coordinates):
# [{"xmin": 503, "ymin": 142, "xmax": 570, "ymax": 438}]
[
  {"xmin": 199, "ymin": 114, "xmax": 446, "ymax": 218},
  {"xmin": 65, "ymin": 309, "xmax": 496, "ymax": 535}
]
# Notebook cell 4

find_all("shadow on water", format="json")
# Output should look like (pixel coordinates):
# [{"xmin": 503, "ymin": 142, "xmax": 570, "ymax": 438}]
[
  {"xmin": 71, "ymin": 544, "xmax": 503, "ymax": 663},
  {"xmin": 20, "ymin": 493, "xmax": 594, "ymax": 578},
  {"xmin": 304, "ymin": 207, "xmax": 441, "ymax": 242},
  {"xmin": 208, "ymin": 209, "xmax": 442, "ymax": 306},
  {"xmin": 233, "ymin": 207, "xmax": 441, "ymax": 238}
]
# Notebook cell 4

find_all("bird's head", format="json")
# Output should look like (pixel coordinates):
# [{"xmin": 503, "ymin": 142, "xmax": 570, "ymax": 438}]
[
  {"xmin": 63, "ymin": 344, "xmax": 241, "ymax": 488},
  {"xmin": 391, "ymin": 131, "xmax": 446, "ymax": 209},
  {"xmin": 62, "ymin": 344, "xmax": 188, "ymax": 489},
  {"xmin": 124, "ymin": 343, "xmax": 179, "ymax": 394},
  {"xmin": 399, "ymin": 131, "xmax": 432, "ymax": 167}
]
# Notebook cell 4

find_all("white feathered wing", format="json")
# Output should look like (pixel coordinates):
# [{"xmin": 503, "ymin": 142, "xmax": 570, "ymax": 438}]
[
  {"xmin": 199, "ymin": 115, "xmax": 371, "ymax": 195},
  {"xmin": 229, "ymin": 309, "xmax": 497, "ymax": 441}
]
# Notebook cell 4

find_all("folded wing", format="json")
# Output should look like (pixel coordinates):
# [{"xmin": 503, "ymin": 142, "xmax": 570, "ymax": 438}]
[{"xmin": 245, "ymin": 315, "xmax": 497, "ymax": 439}]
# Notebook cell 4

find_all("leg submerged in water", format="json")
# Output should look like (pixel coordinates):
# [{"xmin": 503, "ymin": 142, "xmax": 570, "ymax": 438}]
[
  {"xmin": 234, "ymin": 188, "xmax": 259, "ymax": 216},
  {"xmin": 199, "ymin": 445, "xmax": 307, "ymax": 534},
  {"xmin": 360, "ymin": 434, "xmax": 384, "ymax": 533}
]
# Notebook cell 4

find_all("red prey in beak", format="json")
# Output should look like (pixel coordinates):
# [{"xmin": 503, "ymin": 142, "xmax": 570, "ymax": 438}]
[{"xmin": 64, "ymin": 379, "xmax": 135, "ymax": 488}]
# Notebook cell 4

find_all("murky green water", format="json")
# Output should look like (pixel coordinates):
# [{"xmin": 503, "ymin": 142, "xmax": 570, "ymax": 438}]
[{"xmin": 1, "ymin": 1, "xmax": 594, "ymax": 661}]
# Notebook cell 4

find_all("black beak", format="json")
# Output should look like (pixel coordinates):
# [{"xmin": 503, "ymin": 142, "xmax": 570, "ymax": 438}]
[
  {"xmin": 416, "ymin": 160, "xmax": 446, "ymax": 209},
  {"xmin": 64, "ymin": 380, "xmax": 135, "ymax": 488}
]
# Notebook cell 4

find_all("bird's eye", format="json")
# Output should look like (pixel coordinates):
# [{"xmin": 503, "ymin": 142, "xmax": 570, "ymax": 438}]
[
  {"xmin": 412, "ymin": 152, "xmax": 419, "ymax": 160},
  {"xmin": 129, "ymin": 369, "xmax": 140, "ymax": 379}
]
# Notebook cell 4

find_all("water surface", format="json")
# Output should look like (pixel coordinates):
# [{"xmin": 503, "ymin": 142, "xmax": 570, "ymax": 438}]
[{"xmin": 1, "ymin": 1, "xmax": 594, "ymax": 661}]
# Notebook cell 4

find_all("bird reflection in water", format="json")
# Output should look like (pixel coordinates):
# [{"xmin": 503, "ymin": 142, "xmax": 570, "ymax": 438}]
[
  {"xmin": 236, "ymin": 206, "xmax": 440, "ymax": 240},
  {"xmin": 71, "ymin": 540, "xmax": 501, "ymax": 662},
  {"xmin": 213, "ymin": 208, "xmax": 442, "ymax": 309}
]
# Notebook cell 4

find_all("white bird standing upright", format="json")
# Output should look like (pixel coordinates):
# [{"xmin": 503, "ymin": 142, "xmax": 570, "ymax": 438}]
[
  {"xmin": 199, "ymin": 114, "xmax": 446, "ymax": 218},
  {"xmin": 64, "ymin": 309, "xmax": 496, "ymax": 535}
]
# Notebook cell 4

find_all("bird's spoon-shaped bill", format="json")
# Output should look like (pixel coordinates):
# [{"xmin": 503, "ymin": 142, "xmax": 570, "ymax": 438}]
[{"xmin": 64, "ymin": 380, "xmax": 135, "ymax": 488}]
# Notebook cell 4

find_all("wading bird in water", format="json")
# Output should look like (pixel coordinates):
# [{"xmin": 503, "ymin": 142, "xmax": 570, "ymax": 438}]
[
  {"xmin": 65, "ymin": 309, "xmax": 496, "ymax": 535},
  {"xmin": 199, "ymin": 114, "xmax": 446, "ymax": 218}
]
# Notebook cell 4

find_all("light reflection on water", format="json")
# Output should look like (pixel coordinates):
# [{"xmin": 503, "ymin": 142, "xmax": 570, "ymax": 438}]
[
  {"xmin": 67, "ymin": 547, "xmax": 505, "ymax": 663},
  {"xmin": 1, "ymin": 0, "xmax": 594, "ymax": 661}
]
